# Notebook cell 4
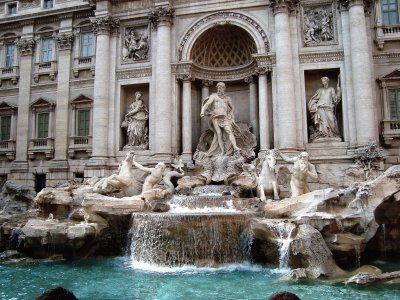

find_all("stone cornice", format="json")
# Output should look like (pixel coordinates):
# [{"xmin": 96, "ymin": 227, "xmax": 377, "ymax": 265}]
[
  {"xmin": 54, "ymin": 33, "xmax": 74, "ymax": 50},
  {"xmin": 148, "ymin": 6, "xmax": 175, "ymax": 28},
  {"xmin": 116, "ymin": 67, "xmax": 152, "ymax": 80},
  {"xmin": 90, "ymin": 15, "xmax": 120, "ymax": 35},
  {"xmin": 16, "ymin": 38, "xmax": 35, "ymax": 56},
  {"xmin": 299, "ymin": 51, "xmax": 344, "ymax": 63},
  {"xmin": 0, "ymin": 6, "xmax": 92, "ymax": 29},
  {"xmin": 268, "ymin": 0, "xmax": 299, "ymax": 14}
]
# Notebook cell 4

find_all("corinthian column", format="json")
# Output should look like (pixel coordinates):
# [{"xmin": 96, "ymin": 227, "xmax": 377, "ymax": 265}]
[
  {"xmin": 149, "ymin": 6, "xmax": 174, "ymax": 154},
  {"xmin": 15, "ymin": 38, "xmax": 35, "ymax": 162},
  {"xmin": 90, "ymin": 15, "xmax": 120, "ymax": 160},
  {"xmin": 201, "ymin": 80, "xmax": 213, "ymax": 133},
  {"xmin": 269, "ymin": 0, "xmax": 298, "ymax": 150},
  {"xmin": 244, "ymin": 76, "xmax": 259, "ymax": 144},
  {"xmin": 178, "ymin": 73, "xmax": 194, "ymax": 158},
  {"xmin": 339, "ymin": 0, "xmax": 377, "ymax": 145},
  {"xmin": 53, "ymin": 32, "xmax": 74, "ymax": 161}
]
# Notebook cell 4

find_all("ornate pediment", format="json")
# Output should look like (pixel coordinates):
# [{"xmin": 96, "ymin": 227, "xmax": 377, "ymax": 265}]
[
  {"xmin": 30, "ymin": 97, "xmax": 56, "ymax": 111},
  {"xmin": 380, "ymin": 69, "xmax": 400, "ymax": 81},
  {"xmin": 70, "ymin": 94, "xmax": 93, "ymax": 108},
  {"xmin": 0, "ymin": 102, "xmax": 17, "ymax": 114}
]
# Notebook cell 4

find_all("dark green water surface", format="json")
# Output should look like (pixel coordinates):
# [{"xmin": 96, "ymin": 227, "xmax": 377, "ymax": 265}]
[{"xmin": 1, "ymin": 257, "xmax": 400, "ymax": 300}]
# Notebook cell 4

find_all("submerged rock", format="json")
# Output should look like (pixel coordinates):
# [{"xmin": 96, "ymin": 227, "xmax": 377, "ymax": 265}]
[{"xmin": 36, "ymin": 286, "xmax": 78, "ymax": 300}]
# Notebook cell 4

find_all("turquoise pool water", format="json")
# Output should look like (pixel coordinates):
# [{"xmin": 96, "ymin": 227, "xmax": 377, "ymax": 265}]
[{"xmin": 1, "ymin": 257, "xmax": 400, "ymax": 300}]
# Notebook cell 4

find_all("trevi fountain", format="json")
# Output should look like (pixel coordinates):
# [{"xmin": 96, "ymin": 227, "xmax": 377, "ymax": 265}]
[
  {"xmin": 1, "ymin": 80, "xmax": 399, "ymax": 299},
  {"xmin": 1, "ymin": 1, "xmax": 400, "ymax": 298}
]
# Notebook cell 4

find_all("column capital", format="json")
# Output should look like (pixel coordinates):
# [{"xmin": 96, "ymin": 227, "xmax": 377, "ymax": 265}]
[
  {"xmin": 255, "ymin": 66, "xmax": 271, "ymax": 76},
  {"xmin": 268, "ymin": 0, "xmax": 299, "ymax": 14},
  {"xmin": 16, "ymin": 38, "xmax": 35, "ymax": 56},
  {"xmin": 149, "ymin": 6, "xmax": 175, "ymax": 28},
  {"xmin": 244, "ymin": 76, "xmax": 255, "ymax": 84},
  {"xmin": 202, "ymin": 80, "xmax": 214, "ymax": 87},
  {"xmin": 90, "ymin": 15, "xmax": 120, "ymax": 35},
  {"xmin": 338, "ymin": 0, "xmax": 372, "ymax": 10},
  {"xmin": 54, "ymin": 33, "xmax": 74, "ymax": 51},
  {"xmin": 177, "ymin": 73, "xmax": 194, "ymax": 82}
]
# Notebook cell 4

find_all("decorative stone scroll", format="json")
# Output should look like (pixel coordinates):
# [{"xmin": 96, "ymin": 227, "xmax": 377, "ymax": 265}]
[
  {"xmin": 54, "ymin": 33, "xmax": 74, "ymax": 50},
  {"xmin": 16, "ymin": 39, "xmax": 35, "ymax": 56},
  {"xmin": 90, "ymin": 16, "xmax": 120, "ymax": 35},
  {"xmin": 302, "ymin": 3, "xmax": 337, "ymax": 47},
  {"xmin": 122, "ymin": 27, "xmax": 149, "ymax": 62},
  {"xmin": 148, "ymin": 6, "xmax": 175, "ymax": 28}
]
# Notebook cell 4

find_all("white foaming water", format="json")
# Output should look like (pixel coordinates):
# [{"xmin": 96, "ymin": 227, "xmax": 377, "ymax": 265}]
[
  {"xmin": 276, "ymin": 223, "xmax": 295, "ymax": 269},
  {"xmin": 129, "ymin": 260, "xmax": 265, "ymax": 274},
  {"xmin": 169, "ymin": 199, "xmax": 237, "ymax": 213}
]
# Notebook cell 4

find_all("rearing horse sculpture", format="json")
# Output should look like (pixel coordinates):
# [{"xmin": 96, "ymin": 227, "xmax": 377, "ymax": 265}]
[{"xmin": 256, "ymin": 149, "xmax": 280, "ymax": 201}]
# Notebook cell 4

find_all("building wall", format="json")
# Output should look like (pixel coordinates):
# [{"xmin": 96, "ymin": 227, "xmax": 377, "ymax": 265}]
[{"xmin": 0, "ymin": 0, "xmax": 399, "ymax": 190}]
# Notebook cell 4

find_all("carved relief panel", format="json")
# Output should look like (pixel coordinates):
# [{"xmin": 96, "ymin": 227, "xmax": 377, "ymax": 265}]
[
  {"xmin": 121, "ymin": 25, "xmax": 150, "ymax": 64},
  {"xmin": 301, "ymin": 2, "xmax": 337, "ymax": 47}
]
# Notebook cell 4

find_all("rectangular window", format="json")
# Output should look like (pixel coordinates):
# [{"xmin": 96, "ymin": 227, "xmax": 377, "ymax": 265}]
[
  {"xmin": 389, "ymin": 89, "xmax": 400, "ymax": 119},
  {"xmin": 5, "ymin": 44, "xmax": 15, "ymax": 68},
  {"xmin": 0, "ymin": 116, "xmax": 11, "ymax": 141},
  {"xmin": 382, "ymin": 0, "xmax": 400, "ymax": 25},
  {"xmin": 37, "ymin": 112, "xmax": 49, "ymax": 139},
  {"xmin": 43, "ymin": 0, "xmax": 53, "ymax": 8},
  {"xmin": 77, "ymin": 109, "xmax": 90, "ymax": 136},
  {"xmin": 7, "ymin": 3, "xmax": 17, "ymax": 15},
  {"xmin": 41, "ymin": 38, "xmax": 53, "ymax": 63},
  {"xmin": 80, "ymin": 32, "xmax": 93, "ymax": 57}
]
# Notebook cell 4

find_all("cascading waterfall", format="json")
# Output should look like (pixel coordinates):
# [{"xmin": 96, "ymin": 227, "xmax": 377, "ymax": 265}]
[
  {"xmin": 276, "ymin": 224, "xmax": 295, "ymax": 269},
  {"xmin": 354, "ymin": 244, "xmax": 361, "ymax": 268},
  {"xmin": 130, "ymin": 213, "xmax": 254, "ymax": 267},
  {"xmin": 382, "ymin": 223, "xmax": 387, "ymax": 256},
  {"xmin": 169, "ymin": 195, "xmax": 236, "ymax": 213}
]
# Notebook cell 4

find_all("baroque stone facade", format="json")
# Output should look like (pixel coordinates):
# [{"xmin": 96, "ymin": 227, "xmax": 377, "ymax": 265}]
[{"xmin": 0, "ymin": 0, "xmax": 400, "ymax": 190}]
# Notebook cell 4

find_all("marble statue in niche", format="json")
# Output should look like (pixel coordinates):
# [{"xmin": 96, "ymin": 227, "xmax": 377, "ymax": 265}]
[
  {"xmin": 308, "ymin": 76, "xmax": 341, "ymax": 142},
  {"xmin": 200, "ymin": 82, "xmax": 241, "ymax": 156},
  {"xmin": 122, "ymin": 27, "xmax": 149, "ymax": 61},
  {"xmin": 121, "ymin": 91, "xmax": 149, "ymax": 149},
  {"xmin": 303, "ymin": 5, "xmax": 335, "ymax": 46}
]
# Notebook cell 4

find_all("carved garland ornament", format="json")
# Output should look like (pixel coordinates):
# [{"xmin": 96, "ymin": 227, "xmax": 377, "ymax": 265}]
[
  {"xmin": 178, "ymin": 12, "xmax": 270, "ymax": 61},
  {"xmin": 16, "ymin": 38, "xmax": 36, "ymax": 56},
  {"xmin": 148, "ymin": 6, "xmax": 175, "ymax": 28},
  {"xmin": 54, "ymin": 33, "xmax": 74, "ymax": 50}
]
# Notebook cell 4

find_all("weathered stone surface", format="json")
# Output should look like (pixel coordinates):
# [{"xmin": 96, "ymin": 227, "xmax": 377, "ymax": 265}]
[
  {"xmin": 83, "ymin": 193, "xmax": 144, "ymax": 224},
  {"xmin": 252, "ymin": 219, "xmax": 345, "ymax": 278},
  {"xmin": 0, "ymin": 181, "xmax": 35, "ymax": 214},
  {"xmin": 21, "ymin": 219, "xmax": 96, "ymax": 258},
  {"xmin": 345, "ymin": 271, "xmax": 400, "ymax": 285},
  {"xmin": 263, "ymin": 166, "xmax": 400, "ymax": 267}
]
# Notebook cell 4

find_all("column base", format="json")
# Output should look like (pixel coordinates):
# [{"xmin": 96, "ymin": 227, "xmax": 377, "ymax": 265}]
[{"xmin": 180, "ymin": 152, "xmax": 193, "ymax": 163}]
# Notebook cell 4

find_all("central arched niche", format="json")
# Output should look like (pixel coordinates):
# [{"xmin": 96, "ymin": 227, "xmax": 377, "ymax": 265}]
[
  {"xmin": 190, "ymin": 24, "xmax": 257, "ymax": 69},
  {"xmin": 188, "ymin": 25, "xmax": 259, "ymax": 151}
]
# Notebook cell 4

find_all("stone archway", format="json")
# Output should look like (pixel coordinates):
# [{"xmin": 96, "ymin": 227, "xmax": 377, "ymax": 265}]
[{"xmin": 178, "ymin": 11, "xmax": 270, "ymax": 62}]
